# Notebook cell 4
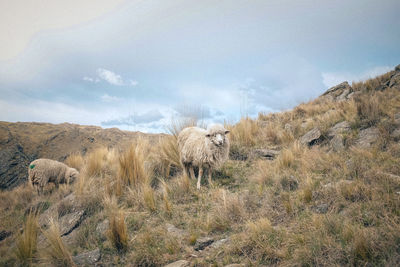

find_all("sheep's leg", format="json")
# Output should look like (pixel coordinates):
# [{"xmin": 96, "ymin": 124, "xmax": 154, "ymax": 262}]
[
  {"xmin": 208, "ymin": 168, "xmax": 213, "ymax": 187},
  {"xmin": 197, "ymin": 166, "xmax": 203, "ymax": 190},
  {"xmin": 189, "ymin": 166, "xmax": 196, "ymax": 180}
]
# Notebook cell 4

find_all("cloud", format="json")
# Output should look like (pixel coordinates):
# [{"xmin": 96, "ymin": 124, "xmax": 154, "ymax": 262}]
[
  {"xmin": 322, "ymin": 66, "xmax": 393, "ymax": 88},
  {"xmin": 97, "ymin": 68, "xmax": 124, "ymax": 86},
  {"xmin": 101, "ymin": 93, "xmax": 121, "ymax": 102},
  {"xmin": 101, "ymin": 109, "xmax": 164, "ymax": 126},
  {"xmin": 174, "ymin": 105, "xmax": 212, "ymax": 119},
  {"xmin": 83, "ymin": 76, "xmax": 100, "ymax": 83},
  {"xmin": 129, "ymin": 80, "xmax": 139, "ymax": 86},
  {"xmin": 83, "ymin": 68, "xmax": 139, "ymax": 87}
]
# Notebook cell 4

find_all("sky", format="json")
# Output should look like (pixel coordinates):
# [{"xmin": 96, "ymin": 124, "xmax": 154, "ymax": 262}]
[{"xmin": 0, "ymin": 0, "xmax": 399, "ymax": 133}]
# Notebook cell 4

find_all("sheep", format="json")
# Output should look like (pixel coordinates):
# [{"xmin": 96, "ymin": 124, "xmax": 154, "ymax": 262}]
[
  {"xmin": 28, "ymin": 158, "xmax": 79, "ymax": 194},
  {"xmin": 178, "ymin": 124, "xmax": 230, "ymax": 189}
]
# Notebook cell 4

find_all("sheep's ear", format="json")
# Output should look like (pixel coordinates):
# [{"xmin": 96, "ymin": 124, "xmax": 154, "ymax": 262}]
[{"xmin": 225, "ymin": 130, "xmax": 230, "ymax": 134}]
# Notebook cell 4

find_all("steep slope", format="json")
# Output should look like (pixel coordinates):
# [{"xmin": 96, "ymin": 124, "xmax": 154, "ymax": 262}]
[{"xmin": 0, "ymin": 122, "xmax": 162, "ymax": 189}]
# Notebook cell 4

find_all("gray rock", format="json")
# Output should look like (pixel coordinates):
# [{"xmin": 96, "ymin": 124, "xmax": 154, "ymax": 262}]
[
  {"xmin": 59, "ymin": 210, "xmax": 85, "ymax": 236},
  {"xmin": 194, "ymin": 237, "xmax": 214, "ymax": 251},
  {"xmin": 210, "ymin": 238, "xmax": 229, "ymax": 249},
  {"xmin": 391, "ymin": 128, "xmax": 400, "ymax": 139},
  {"xmin": 394, "ymin": 113, "xmax": 400, "ymax": 124},
  {"xmin": 251, "ymin": 148, "xmax": 280, "ymax": 160},
  {"xmin": 96, "ymin": 219, "xmax": 109, "ymax": 237},
  {"xmin": 300, "ymin": 128, "xmax": 322, "ymax": 146},
  {"xmin": 321, "ymin": 81, "xmax": 353, "ymax": 102},
  {"xmin": 330, "ymin": 135, "xmax": 345, "ymax": 151},
  {"xmin": 72, "ymin": 248, "xmax": 101, "ymax": 265},
  {"xmin": 389, "ymin": 72, "xmax": 400, "ymax": 88},
  {"xmin": 312, "ymin": 204, "xmax": 329, "ymax": 214},
  {"xmin": 164, "ymin": 260, "xmax": 190, "ymax": 267},
  {"xmin": 327, "ymin": 121, "xmax": 351, "ymax": 138},
  {"xmin": 166, "ymin": 223, "xmax": 185, "ymax": 237},
  {"xmin": 39, "ymin": 193, "xmax": 85, "ymax": 239},
  {"xmin": 355, "ymin": 127, "xmax": 380, "ymax": 148}
]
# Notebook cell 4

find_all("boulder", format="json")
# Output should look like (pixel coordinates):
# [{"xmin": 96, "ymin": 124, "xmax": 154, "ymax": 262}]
[
  {"xmin": 300, "ymin": 128, "xmax": 322, "ymax": 146},
  {"xmin": 355, "ymin": 127, "xmax": 380, "ymax": 148},
  {"xmin": 251, "ymin": 148, "xmax": 280, "ymax": 160},
  {"xmin": 96, "ymin": 219, "xmax": 109, "ymax": 238},
  {"xmin": 39, "ymin": 193, "xmax": 85, "ymax": 237},
  {"xmin": 327, "ymin": 121, "xmax": 351, "ymax": 138},
  {"xmin": 164, "ymin": 260, "xmax": 190, "ymax": 267},
  {"xmin": 312, "ymin": 204, "xmax": 329, "ymax": 214},
  {"xmin": 389, "ymin": 72, "xmax": 400, "ymax": 89},
  {"xmin": 166, "ymin": 223, "xmax": 186, "ymax": 238},
  {"xmin": 321, "ymin": 81, "xmax": 353, "ymax": 102},
  {"xmin": 210, "ymin": 238, "xmax": 229, "ymax": 249},
  {"xmin": 330, "ymin": 135, "xmax": 345, "ymax": 151},
  {"xmin": 72, "ymin": 248, "xmax": 101, "ymax": 265}
]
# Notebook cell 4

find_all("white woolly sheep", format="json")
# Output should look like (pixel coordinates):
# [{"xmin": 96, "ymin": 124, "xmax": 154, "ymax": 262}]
[
  {"xmin": 28, "ymin": 158, "xmax": 79, "ymax": 194},
  {"xmin": 178, "ymin": 124, "xmax": 230, "ymax": 189}
]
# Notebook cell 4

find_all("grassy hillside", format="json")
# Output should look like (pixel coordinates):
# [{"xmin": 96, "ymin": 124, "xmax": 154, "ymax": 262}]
[
  {"xmin": 1, "ymin": 65, "xmax": 400, "ymax": 266},
  {"xmin": 0, "ymin": 122, "xmax": 161, "ymax": 189}
]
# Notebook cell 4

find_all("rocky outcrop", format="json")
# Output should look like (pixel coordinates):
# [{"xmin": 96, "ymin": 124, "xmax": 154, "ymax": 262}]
[
  {"xmin": 355, "ymin": 127, "xmax": 380, "ymax": 148},
  {"xmin": 321, "ymin": 82, "xmax": 353, "ymax": 102},
  {"xmin": 300, "ymin": 128, "xmax": 322, "ymax": 146}
]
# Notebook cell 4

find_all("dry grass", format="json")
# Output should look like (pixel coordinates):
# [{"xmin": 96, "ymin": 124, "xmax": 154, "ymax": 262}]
[
  {"xmin": 42, "ymin": 218, "xmax": 75, "ymax": 266},
  {"xmin": 15, "ymin": 212, "xmax": 39, "ymax": 265},
  {"xmin": 3, "ymin": 67, "xmax": 400, "ymax": 266},
  {"xmin": 107, "ymin": 209, "xmax": 128, "ymax": 253},
  {"xmin": 227, "ymin": 117, "xmax": 259, "ymax": 147},
  {"xmin": 118, "ymin": 141, "xmax": 150, "ymax": 188},
  {"xmin": 64, "ymin": 152, "xmax": 84, "ymax": 171}
]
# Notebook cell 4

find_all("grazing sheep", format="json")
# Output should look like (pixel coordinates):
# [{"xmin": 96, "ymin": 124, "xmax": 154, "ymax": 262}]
[
  {"xmin": 28, "ymin": 158, "xmax": 79, "ymax": 194},
  {"xmin": 178, "ymin": 124, "xmax": 230, "ymax": 189}
]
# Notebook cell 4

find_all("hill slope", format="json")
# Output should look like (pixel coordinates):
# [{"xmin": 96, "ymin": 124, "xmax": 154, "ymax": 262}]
[
  {"xmin": 0, "ymin": 122, "xmax": 161, "ymax": 189},
  {"xmin": 0, "ymin": 64, "xmax": 400, "ymax": 266}
]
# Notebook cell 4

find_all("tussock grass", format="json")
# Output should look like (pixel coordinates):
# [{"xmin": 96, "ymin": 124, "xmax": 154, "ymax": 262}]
[
  {"xmin": 107, "ymin": 209, "xmax": 128, "ymax": 253},
  {"xmin": 3, "ymin": 67, "xmax": 400, "ymax": 266},
  {"xmin": 15, "ymin": 212, "xmax": 39, "ymax": 265},
  {"xmin": 42, "ymin": 218, "xmax": 75, "ymax": 267},
  {"xmin": 227, "ymin": 117, "xmax": 259, "ymax": 147},
  {"xmin": 118, "ymin": 141, "xmax": 150, "ymax": 188},
  {"xmin": 64, "ymin": 152, "xmax": 84, "ymax": 171}
]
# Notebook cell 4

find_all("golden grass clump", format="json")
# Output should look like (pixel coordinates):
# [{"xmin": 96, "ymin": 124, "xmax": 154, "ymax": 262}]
[
  {"xmin": 83, "ymin": 147, "xmax": 110, "ymax": 178},
  {"xmin": 227, "ymin": 117, "xmax": 259, "ymax": 147},
  {"xmin": 64, "ymin": 152, "xmax": 84, "ymax": 171},
  {"xmin": 107, "ymin": 209, "xmax": 128, "ymax": 253},
  {"xmin": 42, "ymin": 218, "xmax": 75, "ymax": 266},
  {"xmin": 15, "ymin": 212, "xmax": 39, "ymax": 265},
  {"xmin": 118, "ymin": 141, "xmax": 150, "ymax": 188}
]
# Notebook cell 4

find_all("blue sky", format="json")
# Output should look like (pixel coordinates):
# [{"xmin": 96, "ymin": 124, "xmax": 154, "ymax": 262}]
[{"xmin": 0, "ymin": 0, "xmax": 399, "ymax": 133}]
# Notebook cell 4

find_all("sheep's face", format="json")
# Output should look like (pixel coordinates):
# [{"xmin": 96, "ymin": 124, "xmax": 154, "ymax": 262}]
[
  {"xmin": 206, "ymin": 128, "xmax": 230, "ymax": 147},
  {"xmin": 67, "ymin": 168, "xmax": 79, "ymax": 183}
]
